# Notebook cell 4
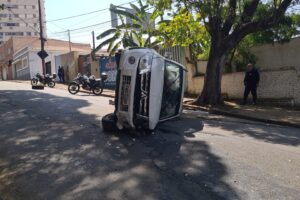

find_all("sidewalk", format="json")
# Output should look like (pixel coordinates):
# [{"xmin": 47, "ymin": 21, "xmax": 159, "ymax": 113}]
[
  {"xmin": 7, "ymin": 80, "xmax": 300, "ymax": 128},
  {"xmin": 10, "ymin": 80, "xmax": 116, "ymax": 98},
  {"xmin": 184, "ymin": 98, "xmax": 300, "ymax": 128}
]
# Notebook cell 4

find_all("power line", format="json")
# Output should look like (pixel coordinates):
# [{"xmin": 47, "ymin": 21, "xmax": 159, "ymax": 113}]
[
  {"xmin": 54, "ymin": 19, "xmax": 114, "ymax": 33},
  {"xmin": 53, "ymin": 5, "xmax": 154, "ymax": 34},
  {"xmin": 66, "ymin": 10, "xmax": 110, "ymax": 29},
  {"xmin": 46, "ymin": 0, "xmax": 137, "ymax": 23}
]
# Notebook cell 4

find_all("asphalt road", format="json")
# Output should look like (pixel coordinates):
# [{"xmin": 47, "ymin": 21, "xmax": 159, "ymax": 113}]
[{"xmin": 0, "ymin": 81, "xmax": 299, "ymax": 200}]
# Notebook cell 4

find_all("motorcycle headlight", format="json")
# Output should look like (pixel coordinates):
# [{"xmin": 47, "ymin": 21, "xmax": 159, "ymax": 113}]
[{"xmin": 139, "ymin": 54, "xmax": 152, "ymax": 74}]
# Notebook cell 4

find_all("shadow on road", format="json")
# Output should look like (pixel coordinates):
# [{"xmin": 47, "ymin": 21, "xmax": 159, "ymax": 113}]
[
  {"xmin": 0, "ymin": 90, "xmax": 239, "ymax": 200},
  {"xmin": 204, "ymin": 118, "xmax": 300, "ymax": 146}
]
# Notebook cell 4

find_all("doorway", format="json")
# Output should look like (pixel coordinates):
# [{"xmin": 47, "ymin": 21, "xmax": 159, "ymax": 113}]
[{"xmin": 46, "ymin": 62, "xmax": 51, "ymax": 75}]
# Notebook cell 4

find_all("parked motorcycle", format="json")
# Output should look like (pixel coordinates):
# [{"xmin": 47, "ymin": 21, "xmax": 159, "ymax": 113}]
[
  {"xmin": 31, "ymin": 73, "xmax": 56, "ymax": 88},
  {"xmin": 68, "ymin": 73, "xmax": 107, "ymax": 95}
]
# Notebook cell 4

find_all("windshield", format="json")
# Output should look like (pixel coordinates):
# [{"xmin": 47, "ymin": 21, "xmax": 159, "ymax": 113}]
[{"xmin": 160, "ymin": 61, "xmax": 183, "ymax": 119}]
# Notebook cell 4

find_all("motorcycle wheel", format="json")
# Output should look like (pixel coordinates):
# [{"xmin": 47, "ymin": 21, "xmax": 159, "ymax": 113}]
[
  {"xmin": 68, "ymin": 82, "xmax": 80, "ymax": 95},
  {"xmin": 92, "ymin": 85, "xmax": 103, "ymax": 95},
  {"xmin": 31, "ymin": 78, "xmax": 38, "ymax": 86},
  {"xmin": 48, "ymin": 81, "xmax": 55, "ymax": 88}
]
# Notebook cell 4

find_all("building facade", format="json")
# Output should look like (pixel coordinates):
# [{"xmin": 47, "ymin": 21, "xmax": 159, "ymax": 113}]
[
  {"xmin": 0, "ymin": 0, "xmax": 46, "ymax": 44},
  {"xmin": 0, "ymin": 36, "xmax": 91, "ymax": 80}
]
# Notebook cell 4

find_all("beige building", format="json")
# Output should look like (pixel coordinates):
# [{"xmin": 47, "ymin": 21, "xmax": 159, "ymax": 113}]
[
  {"xmin": 0, "ymin": 0, "xmax": 46, "ymax": 44},
  {"xmin": 0, "ymin": 36, "xmax": 91, "ymax": 80}
]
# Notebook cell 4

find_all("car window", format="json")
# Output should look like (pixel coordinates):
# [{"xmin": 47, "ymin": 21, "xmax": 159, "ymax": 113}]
[{"xmin": 160, "ymin": 61, "xmax": 183, "ymax": 120}]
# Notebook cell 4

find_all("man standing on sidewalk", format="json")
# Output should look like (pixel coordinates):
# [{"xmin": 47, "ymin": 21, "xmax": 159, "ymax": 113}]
[{"xmin": 243, "ymin": 63, "xmax": 260, "ymax": 105}]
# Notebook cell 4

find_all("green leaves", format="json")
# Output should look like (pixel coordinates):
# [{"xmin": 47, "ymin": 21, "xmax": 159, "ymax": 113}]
[
  {"xmin": 94, "ymin": 0, "xmax": 163, "ymax": 55},
  {"xmin": 96, "ymin": 29, "xmax": 117, "ymax": 40},
  {"xmin": 157, "ymin": 8, "xmax": 210, "ymax": 59}
]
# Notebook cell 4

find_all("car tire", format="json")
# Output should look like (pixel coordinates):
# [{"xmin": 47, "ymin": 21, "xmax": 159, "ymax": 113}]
[{"xmin": 102, "ymin": 113, "xmax": 118, "ymax": 132}]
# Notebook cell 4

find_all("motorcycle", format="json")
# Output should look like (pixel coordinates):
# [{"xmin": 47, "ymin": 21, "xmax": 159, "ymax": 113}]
[
  {"xmin": 68, "ymin": 73, "xmax": 107, "ymax": 95},
  {"xmin": 31, "ymin": 73, "xmax": 56, "ymax": 88}
]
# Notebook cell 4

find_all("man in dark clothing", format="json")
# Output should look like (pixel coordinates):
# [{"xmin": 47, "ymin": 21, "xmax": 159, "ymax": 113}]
[
  {"xmin": 58, "ymin": 66, "xmax": 62, "ymax": 83},
  {"xmin": 243, "ymin": 63, "xmax": 260, "ymax": 105},
  {"xmin": 61, "ymin": 67, "xmax": 65, "ymax": 83}
]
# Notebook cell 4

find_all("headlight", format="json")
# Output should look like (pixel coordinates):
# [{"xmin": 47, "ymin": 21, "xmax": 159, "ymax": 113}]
[
  {"xmin": 139, "ymin": 54, "xmax": 152, "ymax": 74},
  {"xmin": 128, "ymin": 56, "xmax": 136, "ymax": 65}
]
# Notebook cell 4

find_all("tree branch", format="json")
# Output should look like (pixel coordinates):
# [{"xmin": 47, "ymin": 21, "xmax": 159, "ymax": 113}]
[
  {"xmin": 224, "ymin": 0, "xmax": 293, "ymax": 53},
  {"xmin": 222, "ymin": 0, "xmax": 237, "ymax": 35},
  {"xmin": 240, "ymin": 0, "xmax": 260, "ymax": 23}
]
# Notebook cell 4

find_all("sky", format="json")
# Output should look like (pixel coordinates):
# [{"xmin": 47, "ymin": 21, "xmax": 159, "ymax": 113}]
[{"xmin": 45, "ymin": 0, "xmax": 134, "ymax": 47}]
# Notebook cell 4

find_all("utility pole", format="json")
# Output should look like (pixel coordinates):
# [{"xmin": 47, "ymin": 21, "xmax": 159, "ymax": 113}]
[
  {"xmin": 92, "ymin": 31, "xmax": 95, "ymax": 50},
  {"xmin": 68, "ymin": 30, "xmax": 72, "ymax": 52},
  {"xmin": 38, "ymin": 0, "xmax": 45, "ymax": 74}
]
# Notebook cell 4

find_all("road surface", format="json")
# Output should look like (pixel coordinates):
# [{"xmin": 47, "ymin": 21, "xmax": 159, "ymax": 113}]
[{"xmin": 0, "ymin": 81, "xmax": 299, "ymax": 200}]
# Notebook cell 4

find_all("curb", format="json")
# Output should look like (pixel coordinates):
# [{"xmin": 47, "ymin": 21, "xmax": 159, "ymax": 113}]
[{"xmin": 183, "ymin": 104, "xmax": 300, "ymax": 129}]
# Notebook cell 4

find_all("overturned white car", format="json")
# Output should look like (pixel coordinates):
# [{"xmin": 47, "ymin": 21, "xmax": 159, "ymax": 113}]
[{"xmin": 102, "ymin": 48, "xmax": 186, "ymax": 132}]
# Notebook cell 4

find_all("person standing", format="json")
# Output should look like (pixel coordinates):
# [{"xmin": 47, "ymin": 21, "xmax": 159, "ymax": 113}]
[
  {"xmin": 58, "ymin": 66, "xmax": 62, "ymax": 83},
  {"xmin": 243, "ymin": 63, "xmax": 260, "ymax": 105},
  {"xmin": 61, "ymin": 66, "xmax": 65, "ymax": 83}
]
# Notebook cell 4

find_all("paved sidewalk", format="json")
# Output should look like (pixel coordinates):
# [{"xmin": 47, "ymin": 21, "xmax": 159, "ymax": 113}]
[
  {"xmin": 9, "ymin": 80, "xmax": 116, "ymax": 98},
  {"xmin": 184, "ymin": 98, "xmax": 300, "ymax": 128}
]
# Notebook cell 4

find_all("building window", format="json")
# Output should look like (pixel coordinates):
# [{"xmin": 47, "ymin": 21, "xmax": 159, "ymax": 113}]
[
  {"xmin": 27, "ymin": 32, "xmax": 31, "ymax": 36},
  {"xmin": 6, "ymin": 23, "xmax": 19, "ymax": 26},
  {"xmin": 5, "ymin": 32, "xmax": 24, "ymax": 36},
  {"xmin": 32, "ymin": 5, "xmax": 36, "ymax": 9}
]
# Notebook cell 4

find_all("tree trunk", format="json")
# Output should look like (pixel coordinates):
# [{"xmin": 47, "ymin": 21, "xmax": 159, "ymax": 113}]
[{"xmin": 193, "ymin": 39, "xmax": 226, "ymax": 105}]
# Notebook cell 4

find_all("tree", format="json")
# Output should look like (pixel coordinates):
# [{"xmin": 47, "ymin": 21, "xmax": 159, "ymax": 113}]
[
  {"xmin": 157, "ymin": 8, "xmax": 210, "ymax": 60},
  {"xmin": 229, "ymin": 10, "xmax": 300, "ymax": 72},
  {"xmin": 150, "ymin": 0, "xmax": 299, "ymax": 105},
  {"xmin": 94, "ymin": 0, "xmax": 161, "ymax": 55}
]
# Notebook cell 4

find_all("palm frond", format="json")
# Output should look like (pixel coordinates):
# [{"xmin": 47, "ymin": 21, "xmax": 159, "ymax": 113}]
[
  {"xmin": 130, "ymin": 3, "xmax": 141, "ymax": 13},
  {"xmin": 149, "ymin": 40, "xmax": 162, "ymax": 48},
  {"xmin": 145, "ymin": 36, "xmax": 151, "ymax": 47},
  {"xmin": 94, "ymin": 35, "xmax": 119, "ymax": 53},
  {"xmin": 109, "ymin": 42, "xmax": 122, "ymax": 56},
  {"xmin": 110, "ymin": 8, "xmax": 142, "ymax": 23},
  {"xmin": 117, "ymin": 24, "xmax": 142, "ymax": 29},
  {"xmin": 96, "ymin": 28, "xmax": 117, "ymax": 40}
]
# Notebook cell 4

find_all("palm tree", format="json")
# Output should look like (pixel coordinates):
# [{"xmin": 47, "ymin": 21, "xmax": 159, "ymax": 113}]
[{"xmin": 93, "ymin": 0, "xmax": 162, "ymax": 55}]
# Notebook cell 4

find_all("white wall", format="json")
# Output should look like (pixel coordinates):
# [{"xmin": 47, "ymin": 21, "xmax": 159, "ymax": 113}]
[
  {"xmin": 29, "ymin": 51, "xmax": 65, "ymax": 79},
  {"xmin": 186, "ymin": 68, "xmax": 300, "ymax": 106},
  {"xmin": 2, "ymin": 67, "xmax": 7, "ymax": 80},
  {"xmin": 251, "ymin": 37, "xmax": 300, "ymax": 70}
]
